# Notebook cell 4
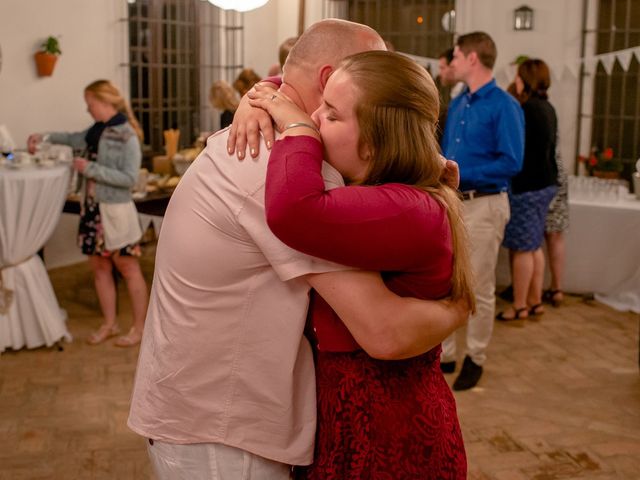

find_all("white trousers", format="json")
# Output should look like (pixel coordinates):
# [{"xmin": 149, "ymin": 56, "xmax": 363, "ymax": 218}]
[
  {"xmin": 147, "ymin": 439, "xmax": 292, "ymax": 480},
  {"xmin": 441, "ymin": 192, "xmax": 510, "ymax": 365}
]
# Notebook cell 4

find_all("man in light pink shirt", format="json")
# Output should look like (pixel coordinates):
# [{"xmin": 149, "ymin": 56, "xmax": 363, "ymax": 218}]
[{"xmin": 129, "ymin": 19, "xmax": 466, "ymax": 479}]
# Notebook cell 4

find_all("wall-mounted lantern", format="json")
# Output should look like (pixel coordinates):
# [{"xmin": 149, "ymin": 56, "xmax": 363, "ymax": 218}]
[{"xmin": 513, "ymin": 5, "xmax": 534, "ymax": 31}]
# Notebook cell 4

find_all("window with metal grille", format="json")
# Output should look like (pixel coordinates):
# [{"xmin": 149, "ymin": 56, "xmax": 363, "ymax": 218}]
[
  {"xmin": 587, "ymin": 0, "xmax": 640, "ymax": 181},
  {"xmin": 127, "ymin": 0, "xmax": 242, "ymax": 156},
  {"xmin": 322, "ymin": 0, "xmax": 455, "ymax": 59}
]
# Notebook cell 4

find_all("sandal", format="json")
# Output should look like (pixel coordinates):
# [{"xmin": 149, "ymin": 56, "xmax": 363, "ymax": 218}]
[
  {"xmin": 528, "ymin": 303, "xmax": 545, "ymax": 316},
  {"xmin": 114, "ymin": 328, "xmax": 143, "ymax": 348},
  {"xmin": 496, "ymin": 306, "xmax": 529, "ymax": 321},
  {"xmin": 87, "ymin": 324, "xmax": 120, "ymax": 345},
  {"xmin": 542, "ymin": 289, "xmax": 564, "ymax": 307}
]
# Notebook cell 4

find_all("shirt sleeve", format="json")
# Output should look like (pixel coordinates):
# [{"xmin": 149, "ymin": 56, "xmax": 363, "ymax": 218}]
[
  {"xmin": 238, "ymin": 184, "xmax": 351, "ymax": 282},
  {"xmin": 48, "ymin": 130, "xmax": 88, "ymax": 151},
  {"xmin": 265, "ymin": 136, "xmax": 446, "ymax": 271}
]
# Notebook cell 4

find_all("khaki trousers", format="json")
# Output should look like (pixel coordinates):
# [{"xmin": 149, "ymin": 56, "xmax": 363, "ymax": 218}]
[
  {"xmin": 148, "ymin": 439, "xmax": 292, "ymax": 480},
  {"xmin": 441, "ymin": 192, "xmax": 510, "ymax": 365}
]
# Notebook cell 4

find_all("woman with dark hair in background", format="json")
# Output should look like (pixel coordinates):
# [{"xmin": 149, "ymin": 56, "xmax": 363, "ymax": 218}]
[{"xmin": 497, "ymin": 59, "xmax": 558, "ymax": 321}]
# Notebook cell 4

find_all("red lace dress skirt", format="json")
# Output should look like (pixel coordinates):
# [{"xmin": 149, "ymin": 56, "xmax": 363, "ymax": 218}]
[{"xmin": 297, "ymin": 348, "xmax": 466, "ymax": 480}]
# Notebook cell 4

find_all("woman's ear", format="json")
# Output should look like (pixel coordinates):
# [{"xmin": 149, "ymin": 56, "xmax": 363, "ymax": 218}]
[{"xmin": 359, "ymin": 143, "xmax": 374, "ymax": 163}]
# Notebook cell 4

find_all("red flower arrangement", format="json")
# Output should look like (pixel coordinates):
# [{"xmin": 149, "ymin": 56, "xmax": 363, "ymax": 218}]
[{"xmin": 578, "ymin": 147, "xmax": 622, "ymax": 176}]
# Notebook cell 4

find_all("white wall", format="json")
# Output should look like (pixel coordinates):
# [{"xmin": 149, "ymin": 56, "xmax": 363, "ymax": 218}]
[
  {"xmin": 243, "ymin": 0, "xmax": 301, "ymax": 77},
  {"xmin": 0, "ymin": 0, "xmax": 128, "ymax": 149}
]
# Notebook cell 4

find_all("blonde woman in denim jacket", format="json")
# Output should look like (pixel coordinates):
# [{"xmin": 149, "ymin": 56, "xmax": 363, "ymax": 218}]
[{"xmin": 28, "ymin": 80, "xmax": 148, "ymax": 347}]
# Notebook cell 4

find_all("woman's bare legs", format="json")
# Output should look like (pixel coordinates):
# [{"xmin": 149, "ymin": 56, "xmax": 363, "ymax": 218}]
[
  {"xmin": 544, "ymin": 232, "xmax": 565, "ymax": 304},
  {"xmin": 512, "ymin": 251, "xmax": 533, "ymax": 311},
  {"xmin": 497, "ymin": 250, "xmax": 532, "ymax": 320},
  {"xmin": 112, "ymin": 254, "xmax": 148, "ymax": 346},
  {"xmin": 87, "ymin": 255, "xmax": 120, "ymax": 344},
  {"xmin": 527, "ymin": 248, "xmax": 545, "ymax": 314}
]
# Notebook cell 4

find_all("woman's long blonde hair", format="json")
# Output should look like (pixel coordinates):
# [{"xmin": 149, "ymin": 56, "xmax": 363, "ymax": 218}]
[
  {"xmin": 340, "ymin": 51, "xmax": 475, "ymax": 311},
  {"xmin": 84, "ymin": 79, "xmax": 144, "ymax": 142}
]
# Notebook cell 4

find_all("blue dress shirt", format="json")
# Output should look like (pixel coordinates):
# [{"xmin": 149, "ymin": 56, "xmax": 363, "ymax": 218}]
[{"xmin": 441, "ymin": 79, "xmax": 525, "ymax": 192}]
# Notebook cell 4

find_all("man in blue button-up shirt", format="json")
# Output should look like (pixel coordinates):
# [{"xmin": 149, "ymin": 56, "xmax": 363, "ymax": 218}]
[{"xmin": 440, "ymin": 32, "xmax": 525, "ymax": 391}]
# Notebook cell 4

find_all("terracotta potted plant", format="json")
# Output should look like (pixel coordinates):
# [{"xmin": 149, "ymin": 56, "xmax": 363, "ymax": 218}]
[{"xmin": 34, "ymin": 36, "xmax": 61, "ymax": 77}]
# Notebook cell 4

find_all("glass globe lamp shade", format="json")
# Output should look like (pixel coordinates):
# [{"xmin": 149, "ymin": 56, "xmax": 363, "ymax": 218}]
[{"xmin": 206, "ymin": 0, "xmax": 269, "ymax": 12}]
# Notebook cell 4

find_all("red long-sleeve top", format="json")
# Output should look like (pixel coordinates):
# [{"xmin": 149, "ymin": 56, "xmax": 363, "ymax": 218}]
[{"xmin": 265, "ymin": 135, "xmax": 454, "ymax": 352}]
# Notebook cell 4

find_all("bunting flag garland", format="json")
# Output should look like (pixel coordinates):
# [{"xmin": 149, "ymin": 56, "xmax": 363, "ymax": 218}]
[
  {"xmin": 616, "ymin": 50, "xmax": 633, "ymax": 71},
  {"xmin": 566, "ymin": 60, "xmax": 581, "ymax": 80},
  {"xmin": 599, "ymin": 53, "xmax": 615, "ymax": 75},
  {"xmin": 572, "ymin": 45, "xmax": 639, "ymax": 77},
  {"xmin": 400, "ymin": 45, "xmax": 640, "ymax": 85},
  {"xmin": 500, "ymin": 45, "xmax": 640, "ymax": 82}
]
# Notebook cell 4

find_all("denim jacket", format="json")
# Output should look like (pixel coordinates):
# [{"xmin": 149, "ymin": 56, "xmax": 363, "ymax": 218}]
[{"xmin": 48, "ymin": 123, "xmax": 141, "ymax": 204}]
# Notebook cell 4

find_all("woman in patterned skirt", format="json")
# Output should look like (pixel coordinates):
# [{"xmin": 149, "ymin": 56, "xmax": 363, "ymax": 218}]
[
  {"xmin": 497, "ymin": 59, "xmax": 559, "ymax": 321},
  {"xmin": 543, "ymin": 149, "xmax": 569, "ymax": 307}
]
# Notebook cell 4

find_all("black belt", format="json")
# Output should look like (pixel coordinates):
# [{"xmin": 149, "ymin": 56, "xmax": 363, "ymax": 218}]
[{"xmin": 460, "ymin": 190, "xmax": 502, "ymax": 201}]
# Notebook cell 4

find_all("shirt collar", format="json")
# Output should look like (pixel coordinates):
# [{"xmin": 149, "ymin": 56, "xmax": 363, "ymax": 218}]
[{"xmin": 463, "ymin": 78, "xmax": 497, "ymax": 100}]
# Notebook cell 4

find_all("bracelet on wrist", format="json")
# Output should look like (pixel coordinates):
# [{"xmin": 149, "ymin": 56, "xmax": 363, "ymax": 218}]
[{"xmin": 282, "ymin": 122, "xmax": 320, "ymax": 134}]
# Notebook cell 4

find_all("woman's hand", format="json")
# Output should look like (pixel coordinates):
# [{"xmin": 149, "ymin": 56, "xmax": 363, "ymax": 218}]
[
  {"xmin": 73, "ymin": 156, "xmax": 89, "ymax": 173},
  {"xmin": 27, "ymin": 134, "xmax": 43, "ymax": 154},
  {"xmin": 227, "ymin": 81, "xmax": 278, "ymax": 160},
  {"xmin": 248, "ymin": 84, "xmax": 318, "ymax": 139}
]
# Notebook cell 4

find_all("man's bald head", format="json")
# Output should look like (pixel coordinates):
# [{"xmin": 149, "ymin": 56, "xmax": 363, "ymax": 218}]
[
  {"xmin": 286, "ymin": 19, "xmax": 386, "ymax": 71},
  {"xmin": 280, "ymin": 19, "xmax": 385, "ymax": 115}
]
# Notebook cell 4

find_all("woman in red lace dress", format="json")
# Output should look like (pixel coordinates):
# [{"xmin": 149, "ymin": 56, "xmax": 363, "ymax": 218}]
[{"xmin": 250, "ymin": 51, "xmax": 475, "ymax": 479}]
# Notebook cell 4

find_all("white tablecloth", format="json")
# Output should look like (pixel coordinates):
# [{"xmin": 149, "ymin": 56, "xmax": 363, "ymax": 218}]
[
  {"xmin": 498, "ymin": 195, "xmax": 640, "ymax": 313},
  {"xmin": 564, "ymin": 195, "xmax": 640, "ymax": 313},
  {"xmin": 0, "ymin": 164, "xmax": 72, "ymax": 352}
]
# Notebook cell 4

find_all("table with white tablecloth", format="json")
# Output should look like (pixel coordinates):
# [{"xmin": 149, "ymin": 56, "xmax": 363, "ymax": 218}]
[
  {"xmin": 564, "ymin": 195, "xmax": 640, "ymax": 313},
  {"xmin": 497, "ymin": 194, "xmax": 640, "ymax": 313},
  {"xmin": 0, "ymin": 164, "xmax": 72, "ymax": 352}
]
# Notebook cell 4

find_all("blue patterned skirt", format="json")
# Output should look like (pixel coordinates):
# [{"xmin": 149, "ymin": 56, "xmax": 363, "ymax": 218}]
[{"xmin": 503, "ymin": 185, "xmax": 558, "ymax": 251}]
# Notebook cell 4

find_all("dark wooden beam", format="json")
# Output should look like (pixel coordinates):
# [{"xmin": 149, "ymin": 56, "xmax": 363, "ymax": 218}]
[{"xmin": 298, "ymin": 0, "xmax": 306, "ymax": 35}]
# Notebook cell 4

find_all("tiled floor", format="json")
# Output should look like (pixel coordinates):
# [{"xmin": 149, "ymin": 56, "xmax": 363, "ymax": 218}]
[{"xmin": 1, "ymin": 244, "xmax": 638, "ymax": 479}]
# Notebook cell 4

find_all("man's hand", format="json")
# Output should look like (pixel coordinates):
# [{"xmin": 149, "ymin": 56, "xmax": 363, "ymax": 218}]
[
  {"xmin": 440, "ymin": 157, "xmax": 460, "ymax": 190},
  {"xmin": 226, "ymin": 82, "xmax": 278, "ymax": 160}
]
